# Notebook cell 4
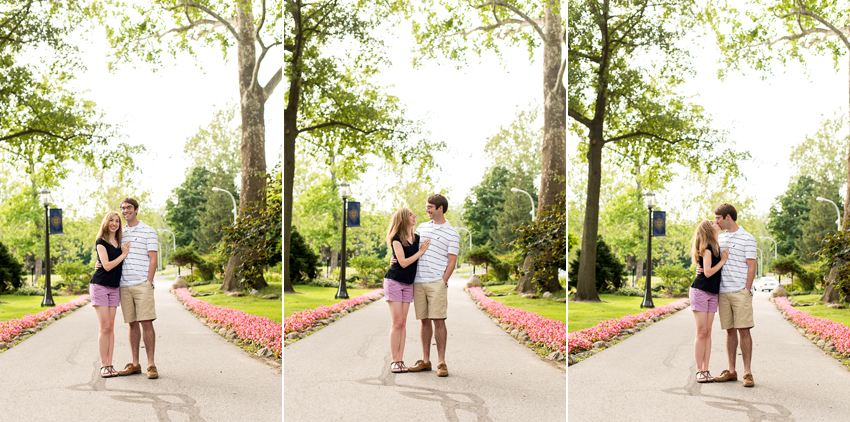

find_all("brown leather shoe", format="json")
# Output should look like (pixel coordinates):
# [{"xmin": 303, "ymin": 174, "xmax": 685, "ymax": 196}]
[
  {"xmin": 743, "ymin": 373, "xmax": 754, "ymax": 387},
  {"xmin": 437, "ymin": 363, "xmax": 448, "ymax": 377},
  {"xmin": 147, "ymin": 365, "xmax": 158, "ymax": 379},
  {"xmin": 118, "ymin": 363, "xmax": 141, "ymax": 376},
  {"xmin": 408, "ymin": 360, "xmax": 431, "ymax": 372},
  {"xmin": 714, "ymin": 370, "xmax": 737, "ymax": 382}
]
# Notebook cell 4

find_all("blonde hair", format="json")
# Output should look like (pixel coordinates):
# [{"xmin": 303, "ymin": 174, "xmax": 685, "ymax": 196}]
[
  {"xmin": 386, "ymin": 207, "xmax": 415, "ymax": 247},
  {"xmin": 96, "ymin": 212, "xmax": 123, "ymax": 244},
  {"xmin": 690, "ymin": 219, "xmax": 719, "ymax": 266}
]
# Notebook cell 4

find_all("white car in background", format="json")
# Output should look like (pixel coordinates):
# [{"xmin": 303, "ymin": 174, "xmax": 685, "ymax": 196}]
[{"xmin": 753, "ymin": 277, "xmax": 779, "ymax": 292}]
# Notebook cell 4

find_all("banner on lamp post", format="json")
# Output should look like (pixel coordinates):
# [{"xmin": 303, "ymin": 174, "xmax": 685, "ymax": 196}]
[
  {"xmin": 652, "ymin": 211, "xmax": 665, "ymax": 237},
  {"xmin": 49, "ymin": 209, "xmax": 63, "ymax": 234},
  {"xmin": 347, "ymin": 202, "xmax": 360, "ymax": 227}
]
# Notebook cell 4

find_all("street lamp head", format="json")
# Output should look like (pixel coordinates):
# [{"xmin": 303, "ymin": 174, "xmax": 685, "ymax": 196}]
[
  {"xmin": 510, "ymin": 187, "xmax": 519, "ymax": 193},
  {"xmin": 39, "ymin": 188, "xmax": 50, "ymax": 206},
  {"xmin": 644, "ymin": 190, "xmax": 655, "ymax": 208},
  {"xmin": 212, "ymin": 187, "xmax": 224, "ymax": 192},
  {"xmin": 338, "ymin": 181, "xmax": 350, "ymax": 200}
]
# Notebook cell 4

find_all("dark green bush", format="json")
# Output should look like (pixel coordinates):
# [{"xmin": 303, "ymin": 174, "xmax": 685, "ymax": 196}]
[
  {"xmin": 0, "ymin": 240, "xmax": 25, "ymax": 292},
  {"xmin": 567, "ymin": 235, "xmax": 627, "ymax": 291},
  {"xmin": 54, "ymin": 261, "xmax": 93, "ymax": 292}
]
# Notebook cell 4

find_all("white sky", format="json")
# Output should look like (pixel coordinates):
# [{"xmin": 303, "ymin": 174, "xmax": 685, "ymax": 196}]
[
  {"xmin": 339, "ymin": 21, "xmax": 543, "ymax": 213},
  {"xmin": 50, "ymin": 25, "xmax": 283, "ymax": 214},
  {"xmin": 568, "ymin": 31, "xmax": 848, "ymax": 218}
]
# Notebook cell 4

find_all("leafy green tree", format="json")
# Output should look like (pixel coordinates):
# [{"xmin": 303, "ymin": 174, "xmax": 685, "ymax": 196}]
[
  {"xmin": 289, "ymin": 226, "xmax": 319, "ymax": 285},
  {"xmin": 284, "ymin": 0, "xmax": 443, "ymax": 289},
  {"xmin": 166, "ymin": 167, "xmax": 213, "ymax": 249},
  {"xmin": 197, "ymin": 172, "xmax": 240, "ymax": 253},
  {"xmin": 95, "ymin": 0, "xmax": 282, "ymax": 290},
  {"xmin": 568, "ymin": 236, "xmax": 625, "ymax": 295},
  {"xmin": 510, "ymin": 177, "xmax": 566, "ymax": 293},
  {"xmin": 484, "ymin": 104, "xmax": 544, "ymax": 178},
  {"xmin": 813, "ymin": 228, "xmax": 850, "ymax": 302},
  {"xmin": 219, "ymin": 166, "xmax": 281, "ymax": 291},
  {"xmin": 406, "ymin": 0, "xmax": 565, "ymax": 293},
  {"xmin": 569, "ymin": 0, "xmax": 747, "ymax": 302},
  {"xmin": 463, "ymin": 166, "xmax": 510, "ymax": 251},
  {"xmin": 184, "ymin": 103, "xmax": 242, "ymax": 181},
  {"xmin": 0, "ymin": 239, "xmax": 25, "ymax": 292}
]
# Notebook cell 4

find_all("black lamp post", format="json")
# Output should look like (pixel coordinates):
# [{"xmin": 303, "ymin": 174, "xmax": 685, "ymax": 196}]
[
  {"xmin": 641, "ymin": 190, "xmax": 655, "ymax": 309},
  {"xmin": 335, "ymin": 181, "xmax": 350, "ymax": 299},
  {"xmin": 40, "ymin": 188, "xmax": 55, "ymax": 307}
]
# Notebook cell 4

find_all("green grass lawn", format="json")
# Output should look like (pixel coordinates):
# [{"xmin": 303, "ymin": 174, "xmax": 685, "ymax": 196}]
[
  {"xmin": 0, "ymin": 294, "xmax": 82, "ymax": 322},
  {"xmin": 483, "ymin": 284, "xmax": 567, "ymax": 324},
  {"xmin": 568, "ymin": 294, "xmax": 681, "ymax": 333},
  {"xmin": 284, "ymin": 285, "xmax": 376, "ymax": 318},
  {"xmin": 190, "ymin": 282, "xmax": 283, "ymax": 323},
  {"xmin": 788, "ymin": 294, "xmax": 850, "ymax": 327}
]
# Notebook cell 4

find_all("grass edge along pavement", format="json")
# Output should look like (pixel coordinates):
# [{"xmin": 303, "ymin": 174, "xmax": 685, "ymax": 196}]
[
  {"xmin": 283, "ymin": 289, "xmax": 385, "ymax": 346},
  {"xmin": 465, "ymin": 287, "xmax": 567, "ymax": 364},
  {"xmin": 0, "ymin": 295, "xmax": 91, "ymax": 353},
  {"xmin": 172, "ymin": 288, "xmax": 282, "ymax": 365},
  {"xmin": 771, "ymin": 296, "xmax": 850, "ymax": 370},
  {"xmin": 567, "ymin": 298, "xmax": 690, "ymax": 366}
]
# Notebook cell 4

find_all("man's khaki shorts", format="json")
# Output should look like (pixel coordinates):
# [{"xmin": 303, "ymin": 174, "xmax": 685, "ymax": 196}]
[
  {"xmin": 413, "ymin": 281, "xmax": 447, "ymax": 320},
  {"xmin": 718, "ymin": 288, "xmax": 754, "ymax": 330},
  {"xmin": 120, "ymin": 281, "xmax": 157, "ymax": 323}
]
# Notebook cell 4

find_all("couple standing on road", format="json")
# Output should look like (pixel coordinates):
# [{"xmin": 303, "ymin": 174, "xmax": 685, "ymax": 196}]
[
  {"xmin": 382, "ymin": 194, "xmax": 460, "ymax": 377},
  {"xmin": 689, "ymin": 203, "xmax": 758, "ymax": 387},
  {"xmin": 88, "ymin": 197, "xmax": 160, "ymax": 379}
]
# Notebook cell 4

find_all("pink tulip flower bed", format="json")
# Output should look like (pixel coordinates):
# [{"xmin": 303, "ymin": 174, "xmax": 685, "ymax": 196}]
[
  {"xmin": 0, "ymin": 295, "xmax": 91, "ymax": 344},
  {"xmin": 284, "ymin": 289, "xmax": 384, "ymax": 336},
  {"xmin": 772, "ymin": 296, "xmax": 850, "ymax": 355},
  {"xmin": 173, "ymin": 288, "xmax": 282, "ymax": 357},
  {"xmin": 568, "ymin": 298, "xmax": 690, "ymax": 355},
  {"xmin": 467, "ymin": 287, "xmax": 566, "ymax": 355}
]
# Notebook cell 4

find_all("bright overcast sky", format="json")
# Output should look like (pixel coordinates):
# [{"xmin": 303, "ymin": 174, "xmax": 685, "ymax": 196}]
[
  {"xmin": 53, "ymin": 24, "xmax": 283, "ymax": 214},
  {"xmin": 568, "ymin": 31, "xmax": 848, "ymax": 218},
  {"xmin": 340, "ymin": 20, "xmax": 543, "ymax": 213}
]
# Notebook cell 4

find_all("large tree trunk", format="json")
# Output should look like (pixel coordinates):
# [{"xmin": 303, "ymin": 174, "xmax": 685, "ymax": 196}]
[
  {"xmin": 515, "ymin": 0, "xmax": 565, "ymax": 295},
  {"xmin": 222, "ymin": 0, "xmax": 268, "ymax": 292},
  {"xmin": 283, "ymin": 1, "xmax": 305, "ymax": 295},
  {"xmin": 576, "ymin": 129, "xmax": 603, "ymax": 302}
]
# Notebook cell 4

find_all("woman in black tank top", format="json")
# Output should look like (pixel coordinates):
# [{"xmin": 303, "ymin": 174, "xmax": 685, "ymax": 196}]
[{"xmin": 689, "ymin": 219, "xmax": 729, "ymax": 383}]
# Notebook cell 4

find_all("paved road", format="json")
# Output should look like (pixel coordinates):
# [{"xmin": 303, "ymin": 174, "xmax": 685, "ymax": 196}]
[
  {"xmin": 569, "ymin": 291, "xmax": 850, "ymax": 421},
  {"xmin": 0, "ymin": 275, "xmax": 281, "ymax": 422},
  {"xmin": 284, "ymin": 273, "xmax": 566, "ymax": 422}
]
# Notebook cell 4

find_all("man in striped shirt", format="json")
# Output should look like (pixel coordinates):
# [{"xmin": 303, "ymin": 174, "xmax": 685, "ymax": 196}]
[
  {"xmin": 712, "ymin": 203, "xmax": 758, "ymax": 388},
  {"xmin": 403, "ymin": 194, "xmax": 459, "ymax": 377},
  {"xmin": 114, "ymin": 197, "xmax": 160, "ymax": 379}
]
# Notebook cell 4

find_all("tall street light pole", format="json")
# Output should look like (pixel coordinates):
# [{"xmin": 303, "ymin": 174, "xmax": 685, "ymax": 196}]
[
  {"xmin": 158, "ymin": 229, "xmax": 178, "ymax": 276},
  {"xmin": 212, "ymin": 187, "xmax": 238, "ymax": 224},
  {"xmin": 336, "ymin": 181, "xmax": 350, "ymax": 299},
  {"xmin": 456, "ymin": 227, "xmax": 472, "ymax": 274},
  {"xmin": 641, "ymin": 190, "xmax": 656, "ymax": 308},
  {"xmin": 40, "ymin": 188, "xmax": 55, "ymax": 307},
  {"xmin": 510, "ymin": 187, "xmax": 535, "ymax": 221},
  {"xmin": 756, "ymin": 247, "xmax": 763, "ymax": 278},
  {"xmin": 816, "ymin": 196, "xmax": 841, "ymax": 232}
]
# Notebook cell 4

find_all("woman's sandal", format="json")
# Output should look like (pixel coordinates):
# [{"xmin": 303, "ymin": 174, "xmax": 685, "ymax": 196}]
[
  {"xmin": 107, "ymin": 365, "xmax": 119, "ymax": 377},
  {"xmin": 391, "ymin": 361, "xmax": 402, "ymax": 373},
  {"xmin": 398, "ymin": 361, "xmax": 409, "ymax": 373},
  {"xmin": 101, "ymin": 366, "xmax": 111, "ymax": 378},
  {"xmin": 696, "ymin": 371, "xmax": 714, "ymax": 383}
]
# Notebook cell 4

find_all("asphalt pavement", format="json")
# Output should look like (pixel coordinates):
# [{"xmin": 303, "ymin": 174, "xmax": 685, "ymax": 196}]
[
  {"xmin": 568, "ymin": 291, "xmax": 850, "ymax": 421},
  {"xmin": 0, "ymin": 275, "xmax": 282, "ymax": 422},
  {"xmin": 283, "ymin": 273, "xmax": 567, "ymax": 422}
]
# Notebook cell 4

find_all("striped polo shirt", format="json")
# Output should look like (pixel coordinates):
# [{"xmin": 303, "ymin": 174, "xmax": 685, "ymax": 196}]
[
  {"xmin": 119, "ymin": 220, "xmax": 159, "ymax": 287},
  {"xmin": 718, "ymin": 226, "xmax": 757, "ymax": 294},
  {"xmin": 414, "ymin": 220, "xmax": 460, "ymax": 284}
]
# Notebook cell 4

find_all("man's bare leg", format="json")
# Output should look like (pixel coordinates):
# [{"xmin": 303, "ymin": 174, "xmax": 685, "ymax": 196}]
[
  {"xmin": 726, "ymin": 328, "xmax": 738, "ymax": 373},
  {"xmin": 433, "ymin": 319, "xmax": 447, "ymax": 365},
  {"xmin": 420, "ymin": 319, "xmax": 433, "ymax": 363},
  {"xmin": 141, "ymin": 320, "xmax": 156, "ymax": 367},
  {"xmin": 129, "ymin": 321, "xmax": 141, "ymax": 366},
  {"xmin": 739, "ymin": 327, "xmax": 752, "ymax": 375}
]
